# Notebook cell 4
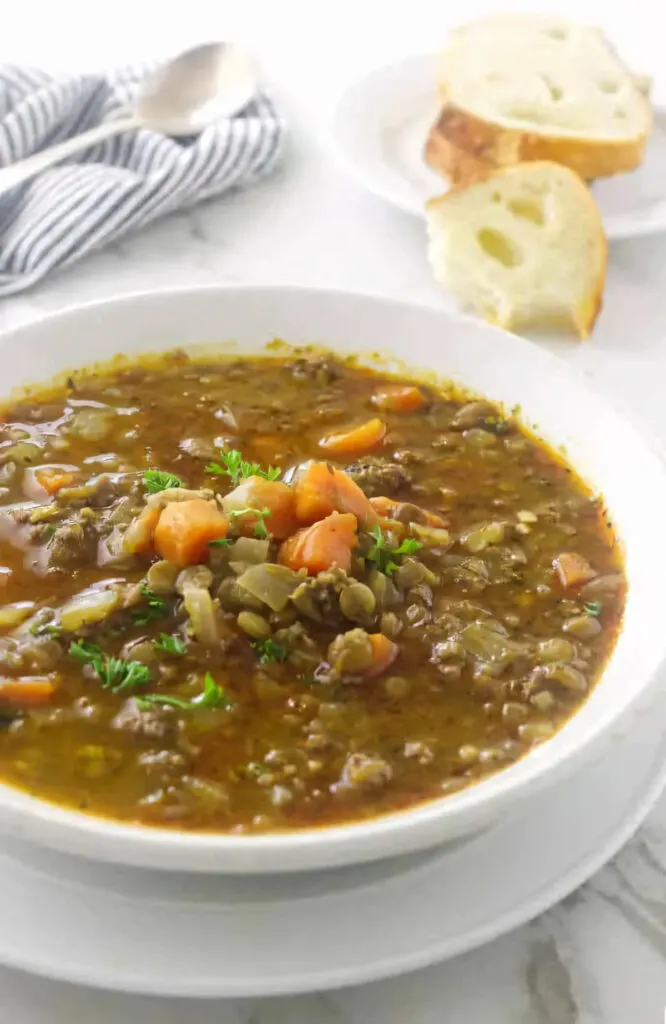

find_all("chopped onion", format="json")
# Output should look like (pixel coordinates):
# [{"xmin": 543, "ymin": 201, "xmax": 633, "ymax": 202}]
[
  {"xmin": 59, "ymin": 586, "xmax": 120, "ymax": 632},
  {"xmin": 0, "ymin": 602, "xmax": 35, "ymax": 630},
  {"xmin": 236, "ymin": 564, "xmax": 303, "ymax": 612},
  {"xmin": 182, "ymin": 584, "xmax": 219, "ymax": 645}
]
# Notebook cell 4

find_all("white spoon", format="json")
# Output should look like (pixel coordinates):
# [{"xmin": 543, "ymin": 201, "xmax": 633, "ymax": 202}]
[{"xmin": 0, "ymin": 42, "xmax": 258, "ymax": 196}]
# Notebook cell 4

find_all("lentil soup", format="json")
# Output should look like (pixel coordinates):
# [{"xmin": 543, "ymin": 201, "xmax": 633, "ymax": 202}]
[{"xmin": 0, "ymin": 349, "xmax": 625, "ymax": 833}]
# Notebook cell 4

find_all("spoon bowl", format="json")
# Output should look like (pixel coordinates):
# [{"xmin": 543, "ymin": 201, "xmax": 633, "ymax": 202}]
[
  {"xmin": 137, "ymin": 43, "xmax": 258, "ymax": 135},
  {"xmin": 0, "ymin": 42, "xmax": 260, "ymax": 195}
]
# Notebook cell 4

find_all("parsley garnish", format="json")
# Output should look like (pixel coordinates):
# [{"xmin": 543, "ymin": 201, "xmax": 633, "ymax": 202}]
[
  {"xmin": 132, "ymin": 584, "xmax": 168, "ymax": 625},
  {"xmin": 365, "ymin": 526, "xmax": 423, "ymax": 576},
  {"xmin": 205, "ymin": 448, "xmax": 280, "ymax": 487},
  {"xmin": 251, "ymin": 637, "xmax": 288, "ymax": 664},
  {"xmin": 584, "ymin": 600, "xmax": 602, "ymax": 617},
  {"xmin": 153, "ymin": 633, "xmax": 186, "ymax": 656},
  {"xmin": 69, "ymin": 640, "xmax": 150, "ymax": 693},
  {"xmin": 208, "ymin": 537, "xmax": 231, "ymax": 548},
  {"xmin": 137, "ymin": 672, "xmax": 232, "ymax": 711},
  {"xmin": 144, "ymin": 470, "xmax": 184, "ymax": 494},
  {"xmin": 229, "ymin": 506, "xmax": 272, "ymax": 539}
]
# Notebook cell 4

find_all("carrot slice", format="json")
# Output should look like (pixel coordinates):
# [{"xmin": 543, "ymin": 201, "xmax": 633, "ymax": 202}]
[
  {"xmin": 222, "ymin": 476, "xmax": 298, "ymax": 540},
  {"xmin": 278, "ymin": 512, "xmax": 358, "ymax": 575},
  {"xmin": 154, "ymin": 499, "xmax": 229, "ymax": 567},
  {"xmin": 34, "ymin": 467, "xmax": 78, "ymax": 495},
  {"xmin": 369, "ymin": 496, "xmax": 448, "ymax": 529},
  {"xmin": 0, "ymin": 675, "xmax": 57, "ymax": 706},
  {"xmin": 553, "ymin": 552, "xmax": 597, "ymax": 589},
  {"xmin": 365, "ymin": 634, "xmax": 399, "ymax": 677},
  {"xmin": 319, "ymin": 418, "xmax": 387, "ymax": 457},
  {"xmin": 371, "ymin": 385, "xmax": 426, "ymax": 414},
  {"xmin": 293, "ymin": 462, "xmax": 379, "ymax": 530}
]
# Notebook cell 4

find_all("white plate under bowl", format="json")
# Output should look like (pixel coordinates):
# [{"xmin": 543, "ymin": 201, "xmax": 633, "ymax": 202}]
[
  {"xmin": 1, "ymin": 691, "xmax": 665, "ymax": 997},
  {"xmin": 330, "ymin": 54, "xmax": 666, "ymax": 240}
]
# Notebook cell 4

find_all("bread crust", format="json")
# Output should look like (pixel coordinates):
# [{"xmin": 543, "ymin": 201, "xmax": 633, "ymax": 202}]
[{"xmin": 424, "ymin": 103, "xmax": 651, "ymax": 185}]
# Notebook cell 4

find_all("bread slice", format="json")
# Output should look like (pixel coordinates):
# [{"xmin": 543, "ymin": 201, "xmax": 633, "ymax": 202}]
[
  {"xmin": 425, "ymin": 14, "xmax": 652, "ymax": 184},
  {"xmin": 425, "ymin": 162, "xmax": 607, "ymax": 339}
]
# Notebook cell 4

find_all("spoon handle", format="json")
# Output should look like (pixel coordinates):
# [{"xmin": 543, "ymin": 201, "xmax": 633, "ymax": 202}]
[{"xmin": 0, "ymin": 115, "xmax": 143, "ymax": 197}]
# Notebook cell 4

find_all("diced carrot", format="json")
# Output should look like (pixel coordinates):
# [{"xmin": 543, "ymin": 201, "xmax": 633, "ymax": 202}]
[
  {"xmin": 154, "ymin": 499, "xmax": 229, "ymax": 567},
  {"xmin": 371, "ymin": 385, "xmax": 426, "ymax": 414},
  {"xmin": 319, "ymin": 418, "xmax": 387, "ymax": 457},
  {"xmin": 34, "ymin": 467, "xmax": 78, "ymax": 495},
  {"xmin": 293, "ymin": 462, "xmax": 379, "ymax": 530},
  {"xmin": 553, "ymin": 552, "xmax": 597, "ymax": 589},
  {"xmin": 0, "ymin": 675, "xmax": 56, "ymax": 706},
  {"xmin": 278, "ymin": 512, "xmax": 358, "ymax": 575},
  {"xmin": 369, "ymin": 496, "xmax": 448, "ymax": 529},
  {"xmin": 24, "ymin": 465, "xmax": 79, "ymax": 500},
  {"xmin": 365, "ymin": 634, "xmax": 399, "ymax": 677},
  {"xmin": 222, "ymin": 476, "xmax": 298, "ymax": 539}
]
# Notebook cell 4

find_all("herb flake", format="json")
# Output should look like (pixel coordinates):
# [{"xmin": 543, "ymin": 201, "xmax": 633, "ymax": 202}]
[
  {"xmin": 144, "ymin": 470, "xmax": 184, "ymax": 494},
  {"xmin": 132, "ymin": 585, "xmax": 168, "ymax": 625},
  {"xmin": 137, "ymin": 672, "xmax": 232, "ymax": 712},
  {"xmin": 205, "ymin": 448, "xmax": 280, "ymax": 487},
  {"xmin": 69, "ymin": 640, "xmax": 150, "ymax": 693},
  {"xmin": 153, "ymin": 633, "xmax": 186, "ymax": 656},
  {"xmin": 365, "ymin": 526, "xmax": 423, "ymax": 576},
  {"xmin": 251, "ymin": 637, "xmax": 288, "ymax": 664},
  {"xmin": 229, "ymin": 506, "xmax": 272, "ymax": 539}
]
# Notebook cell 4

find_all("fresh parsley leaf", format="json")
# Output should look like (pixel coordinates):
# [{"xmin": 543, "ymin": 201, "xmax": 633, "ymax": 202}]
[
  {"xmin": 132, "ymin": 584, "xmax": 168, "ymax": 625},
  {"xmin": 42, "ymin": 523, "xmax": 57, "ymax": 541},
  {"xmin": 208, "ymin": 537, "xmax": 231, "ymax": 548},
  {"xmin": 193, "ymin": 672, "xmax": 233, "ymax": 709},
  {"xmin": 69, "ymin": 639, "xmax": 103, "ymax": 664},
  {"xmin": 137, "ymin": 672, "xmax": 233, "ymax": 712},
  {"xmin": 102, "ymin": 657, "xmax": 151, "ymax": 692},
  {"xmin": 153, "ymin": 633, "xmax": 186, "ymax": 656},
  {"xmin": 393, "ymin": 537, "xmax": 423, "ymax": 559},
  {"xmin": 144, "ymin": 470, "xmax": 184, "ymax": 494},
  {"xmin": 228, "ymin": 506, "xmax": 272, "ymax": 539},
  {"xmin": 205, "ymin": 448, "xmax": 280, "ymax": 487},
  {"xmin": 251, "ymin": 637, "xmax": 288, "ymax": 664},
  {"xmin": 365, "ymin": 526, "xmax": 423, "ymax": 576},
  {"xmin": 69, "ymin": 640, "xmax": 150, "ymax": 693},
  {"xmin": 584, "ymin": 600, "xmax": 602, "ymax": 617}
]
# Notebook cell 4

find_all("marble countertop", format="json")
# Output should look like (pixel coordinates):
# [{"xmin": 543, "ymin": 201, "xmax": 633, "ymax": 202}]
[{"xmin": 2, "ymin": 2, "xmax": 666, "ymax": 1020}]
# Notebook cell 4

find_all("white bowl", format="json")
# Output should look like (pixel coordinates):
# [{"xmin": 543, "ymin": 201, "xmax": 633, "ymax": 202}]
[{"xmin": 0, "ymin": 285, "xmax": 665, "ymax": 874}]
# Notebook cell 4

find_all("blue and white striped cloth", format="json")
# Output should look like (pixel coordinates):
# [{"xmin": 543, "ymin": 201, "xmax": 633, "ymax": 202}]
[{"xmin": 0, "ymin": 63, "xmax": 285, "ymax": 295}]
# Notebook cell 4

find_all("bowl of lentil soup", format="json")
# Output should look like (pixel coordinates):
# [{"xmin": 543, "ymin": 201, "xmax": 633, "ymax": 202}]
[{"xmin": 0, "ymin": 286, "xmax": 663, "ymax": 873}]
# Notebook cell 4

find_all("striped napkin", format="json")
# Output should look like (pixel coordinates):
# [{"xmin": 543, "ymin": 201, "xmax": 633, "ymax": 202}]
[{"xmin": 0, "ymin": 63, "xmax": 285, "ymax": 296}]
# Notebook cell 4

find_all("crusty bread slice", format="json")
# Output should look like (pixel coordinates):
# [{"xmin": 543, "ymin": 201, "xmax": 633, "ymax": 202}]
[
  {"xmin": 426, "ymin": 14, "xmax": 652, "ymax": 184},
  {"xmin": 425, "ymin": 162, "xmax": 607, "ymax": 339}
]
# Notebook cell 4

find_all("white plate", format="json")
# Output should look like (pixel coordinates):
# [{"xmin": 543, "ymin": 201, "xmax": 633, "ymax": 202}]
[
  {"xmin": 330, "ymin": 54, "xmax": 666, "ymax": 240},
  {"xmin": 1, "ymin": 692, "xmax": 664, "ymax": 997}
]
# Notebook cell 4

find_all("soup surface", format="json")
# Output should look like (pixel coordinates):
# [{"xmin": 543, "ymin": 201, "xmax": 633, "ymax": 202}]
[{"xmin": 0, "ymin": 350, "xmax": 624, "ymax": 832}]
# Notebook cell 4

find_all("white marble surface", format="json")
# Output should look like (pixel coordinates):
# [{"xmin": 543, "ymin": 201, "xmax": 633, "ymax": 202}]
[{"xmin": 2, "ymin": 1, "xmax": 666, "ymax": 1019}]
